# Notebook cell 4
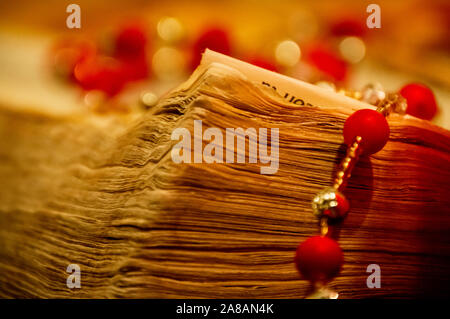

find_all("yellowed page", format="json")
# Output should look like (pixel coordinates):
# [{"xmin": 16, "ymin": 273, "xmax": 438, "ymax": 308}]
[{"xmin": 199, "ymin": 49, "xmax": 375, "ymax": 111}]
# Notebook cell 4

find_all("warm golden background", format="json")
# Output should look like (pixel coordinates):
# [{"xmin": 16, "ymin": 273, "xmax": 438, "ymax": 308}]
[{"xmin": 0, "ymin": 0, "xmax": 449, "ymax": 123}]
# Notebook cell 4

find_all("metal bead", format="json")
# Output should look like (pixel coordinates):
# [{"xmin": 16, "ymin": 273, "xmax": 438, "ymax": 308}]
[
  {"xmin": 361, "ymin": 83, "xmax": 385, "ymax": 106},
  {"xmin": 393, "ymin": 95, "xmax": 408, "ymax": 114},
  {"xmin": 311, "ymin": 187, "xmax": 349, "ymax": 219},
  {"xmin": 140, "ymin": 91, "xmax": 158, "ymax": 109},
  {"xmin": 305, "ymin": 285, "xmax": 339, "ymax": 299}
]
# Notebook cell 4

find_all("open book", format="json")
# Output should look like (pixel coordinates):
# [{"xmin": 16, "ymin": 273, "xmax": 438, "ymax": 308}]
[{"xmin": 0, "ymin": 50, "xmax": 449, "ymax": 298}]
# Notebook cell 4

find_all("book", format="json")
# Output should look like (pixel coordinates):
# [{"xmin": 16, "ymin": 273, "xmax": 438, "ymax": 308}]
[{"xmin": 0, "ymin": 50, "xmax": 449, "ymax": 298}]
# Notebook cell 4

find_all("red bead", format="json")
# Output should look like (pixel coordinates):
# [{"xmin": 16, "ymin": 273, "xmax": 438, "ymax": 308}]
[
  {"xmin": 323, "ymin": 191, "xmax": 349, "ymax": 219},
  {"xmin": 50, "ymin": 39, "xmax": 96, "ymax": 80},
  {"xmin": 114, "ymin": 23, "xmax": 148, "ymax": 60},
  {"xmin": 113, "ymin": 23, "xmax": 150, "ymax": 81},
  {"xmin": 120, "ymin": 53, "xmax": 149, "ymax": 81},
  {"xmin": 73, "ymin": 56, "xmax": 127, "ymax": 97},
  {"xmin": 190, "ymin": 27, "xmax": 231, "ymax": 70},
  {"xmin": 294, "ymin": 236, "xmax": 343, "ymax": 283},
  {"xmin": 248, "ymin": 57, "xmax": 279, "ymax": 72},
  {"xmin": 343, "ymin": 109, "xmax": 390, "ymax": 155},
  {"xmin": 306, "ymin": 44, "xmax": 348, "ymax": 82},
  {"xmin": 400, "ymin": 83, "xmax": 438, "ymax": 120},
  {"xmin": 329, "ymin": 16, "xmax": 366, "ymax": 37}
]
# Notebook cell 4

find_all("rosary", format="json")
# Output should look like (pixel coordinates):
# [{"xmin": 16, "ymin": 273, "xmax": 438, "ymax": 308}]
[{"xmin": 293, "ymin": 82, "xmax": 437, "ymax": 298}]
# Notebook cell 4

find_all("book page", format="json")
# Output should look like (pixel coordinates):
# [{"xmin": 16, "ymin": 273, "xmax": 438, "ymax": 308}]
[{"xmin": 200, "ymin": 49, "xmax": 375, "ymax": 112}]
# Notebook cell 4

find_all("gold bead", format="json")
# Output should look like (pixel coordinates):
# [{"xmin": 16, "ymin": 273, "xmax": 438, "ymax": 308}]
[
  {"xmin": 140, "ymin": 91, "xmax": 158, "ymax": 109},
  {"xmin": 361, "ymin": 83, "xmax": 385, "ymax": 106},
  {"xmin": 305, "ymin": 285, "xmax": 339, "ymax": 299},
  {"xmin": 311, "ymin": 187, "xmax": 349, "ymax": 219}
]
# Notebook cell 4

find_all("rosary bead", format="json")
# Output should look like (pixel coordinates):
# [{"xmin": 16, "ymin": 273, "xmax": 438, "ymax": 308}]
[
  {"xmin": 249, "ymin": 56, "xmax": 279, "ymax": 72},
  {"xmin": 361, "ymin": 83, "xmax": 385, "ymax": 105},
  {"xmin": 307, "ymin": 45, "xmax": 348, "ymax": 82},
  {"xmin": 400, "ymin": 83, "xmax": 438, "ymax": 120},
  {"xmin": 114, "ymin": 23, "xmax": 148, "ymax": 60},
  {"xmin": 343, "ymin": 109, "xmax": 390, "ymax": 155},
  {"xmin": 190, "ymin": 27, "xmax": 231, "ymax": 70},
  {"xmin": 312, "ymin": 187, "xmax": 349, "ymax": 219},
  {"xmin": 295, "ymin": 236, "xmax": 343, "ymax": 283}
]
